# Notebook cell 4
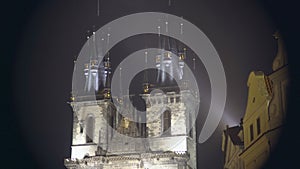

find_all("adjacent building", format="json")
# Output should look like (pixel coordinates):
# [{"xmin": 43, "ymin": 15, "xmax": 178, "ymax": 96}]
[
  {"xmin": 222, "ymin": 32, "xmax": 289, "ymax": 169},
  {"xmin": 222, "ymin": 125, "xmax": 244, "ymax": 169}
]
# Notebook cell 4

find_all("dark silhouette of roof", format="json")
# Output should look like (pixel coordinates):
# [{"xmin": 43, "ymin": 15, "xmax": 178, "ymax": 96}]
[{"xmin": 225, "ymin": 126, "xmax": 243, "ymax": 146}]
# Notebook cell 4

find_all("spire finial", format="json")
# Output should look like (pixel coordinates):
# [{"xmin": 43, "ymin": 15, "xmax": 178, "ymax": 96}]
[
  {"xmin": 180, "ymin": 23, "xmax": 184, "ymax": 35},
  {"xmin": 145, "ymin": 51, "xmax": 148, "ymax": 64},
  {"xmin": 157, "ymin": 26, "xmax": 161, "ymax": 51},
  {"xmin": 106, "ymin": 32, "xmax": 111, "ymax": 59},
  {"xmin": 193, "ymin": 57, "xmax": 196, "ymax": 70},
  {"xmin": 143, "ymin": 51, "xmax": 149, "ymax": 83},
  {"xmin": 157, "ymin": 26, "xmax": 161, "ymax": 37},
  {"xmin": 92, "ymin": 29, "xmax": 98, "ymax": 60},
  {"xmin": 86, "ymin": 30, "xmax": 91, "ymax": 59},
  {"xmin": 104, "ymin": 70, "xmax": 111, "ymax": 99},
  {"xmin": 165, "ymin": 21, "xmax": 168, "ymax": 34}
]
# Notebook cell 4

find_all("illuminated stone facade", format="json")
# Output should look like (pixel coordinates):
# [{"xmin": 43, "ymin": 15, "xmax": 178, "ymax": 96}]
[
  {"xmin": 64, "ymin": 88, "xmax": 198, "ymax": 169},
  {"xmin": 222, "ymin": 32, "xmax": 289, "ymax": 169},
  {"xmin": 65, "ymin": 44, "xmax": 198, "ymax": 168}
]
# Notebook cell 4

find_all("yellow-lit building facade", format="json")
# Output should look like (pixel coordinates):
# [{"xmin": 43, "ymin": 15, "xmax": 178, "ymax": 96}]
[
  {"xmin": 222, "ymin": 32, "xmax": 289, "ymax": 169},
  {"xmin": 222, "ymin": 125, "xmax": 244, "ymax": 169}
]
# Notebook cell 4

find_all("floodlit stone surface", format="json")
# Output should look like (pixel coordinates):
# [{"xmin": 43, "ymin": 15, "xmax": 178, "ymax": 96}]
[{"xmin": 66, "ymin": 90, "xmax": 198, "ymax": 169}]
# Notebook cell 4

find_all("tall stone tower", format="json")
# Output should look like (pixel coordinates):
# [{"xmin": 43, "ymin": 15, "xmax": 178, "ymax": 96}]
[{"xmin": 65, "ymin": 36, "xmax": 198, "ymax": 169}]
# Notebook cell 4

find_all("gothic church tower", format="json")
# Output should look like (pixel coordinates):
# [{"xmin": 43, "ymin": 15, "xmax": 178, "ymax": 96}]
[{"xmin": 65, "ymin": 34, "xmax": 198, "ymax": 169}]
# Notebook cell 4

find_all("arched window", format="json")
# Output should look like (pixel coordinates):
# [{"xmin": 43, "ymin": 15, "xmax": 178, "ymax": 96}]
[
  {"xmin": 86, "ymin": 115, "xmax": 95, "ymax": 143},
  {"xmin": 162, "ymin": 110, "xmax": 171, "ymax": 135}
]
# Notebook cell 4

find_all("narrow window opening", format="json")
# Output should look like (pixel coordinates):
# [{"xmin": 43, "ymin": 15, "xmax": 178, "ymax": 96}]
[
  {"xmin": 86, "ymin": 115, "xmax": 95, "ymax": 143},
  {"xmin": 257, "ymin": 118, "xmax": 261, "ymax": 135},
  {"xmin": 250, "ymin": 124, "xmax": 254, "ymax": 141},
  {"xmin": 162, "ymin": 110, "xmax": 171, "ymax": 135},
  {"xmin": 80, "ymin": 126, "xmax": 83, "ymax": 133},
  {"xmin": 176, "ymin": 97, "xmax": 180, "ymax": 103},
  {"xmin": 170, "ymin": 97, "xmax": 174, "ymax": 103}
]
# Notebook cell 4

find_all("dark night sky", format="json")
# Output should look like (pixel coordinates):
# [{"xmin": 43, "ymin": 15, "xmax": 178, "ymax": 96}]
[{"xmin": 1, "ymin": 0, "xmax": 299, "ymax": 169}]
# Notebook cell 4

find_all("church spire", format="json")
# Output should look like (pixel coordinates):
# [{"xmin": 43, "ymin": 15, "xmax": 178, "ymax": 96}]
[
  {"xmin": 84, "ymin": 31, "xmax": 100, "ymax": 93},
  {"xmin": 100, "ymin": 31, "xmax": 112, "ymax": 99},
  {"xmin": 119, "ymin": 67, "xmax": 123, "ymax": 96},
  {"xmin": 103, "ymin": 55, "xmax": 111, "ymax": 99},
  {"xmin": 143, "ymin": 51, "xmax": 150, "ymax": 93}
]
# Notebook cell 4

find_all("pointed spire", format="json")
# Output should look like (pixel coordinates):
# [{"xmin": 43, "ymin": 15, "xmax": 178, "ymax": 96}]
[
  {"xmin": 103, "ymin": 52, "xmax": 111, "ymax": 99},
  {"xmin": 164, "ymin": 21, "xmax": 171, "ymax": 51},
  {"xmin": 119, "ymin": 67, "xmax": 123, "ymax": 96},
  {"xmin": 143, "ymin": 51, "xmax": 149, "ymax": 83},
  {"xmin": 105, "ymin": 54, "xmax": 111, "ymax": 88},
  {"xmin": 105, "ymin": 32, "xmax": 111, "ymax": 62},
  {"xmin": 178, "ymin": 47, "xmax": 185, "ymax": 80},
  {"xmin": 165, "ymin": 21, "xmax": 169, "ymax": 34},
  {"xmin": 157, "ymin": 26, "xmax": 161, "ymax": 50},
  {"xmin": 89, "ymin": 30, "xmax": 99, "ymax": 92},
  {"xmin": 158, "ymin": 26, "xmax": 161, "ymax": 37},
  {"xmin": 86, "ymin": 31, "xmax": 92, "ymax": 60},
  {"xmin": 143, "ymin": 51, "xmax": 150, "ymax": 93},
  {"xmin": 84, "ymin": 32, "xmax": 92, "ymax": 92},
  {"xmin": 193, "ymin": 57, "xmax": 196, "ymax": 71},
  {"xmin": 104, "ymin": 72, "xmax": 111, "ymax": 99},
  {"xmin": 180, "ymin": 16, "xmax": 184, "ymax": 35},
  {"xmin": 91, "ymin": 28, "xmax": 98, "ymax": 60},
  {"xmin": 105, "ymin": 70, "xmax": 111, "ymax": 89},
  {"xmin": 180, "ymin": 23, "xmax": 184, "ymax": 35},
  {"xmin": 156, "ymin": 25, "xmax": 162, "ymax": 84}
]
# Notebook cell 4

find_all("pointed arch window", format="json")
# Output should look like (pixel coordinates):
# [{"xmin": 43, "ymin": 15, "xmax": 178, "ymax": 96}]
[
  {"xmin": 86, "ymin": 115, "xmax": 95, "ymax": 143},
  {"xmin": 162, "ymin": 110, "xmax": 171, "ymax": 135}
]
